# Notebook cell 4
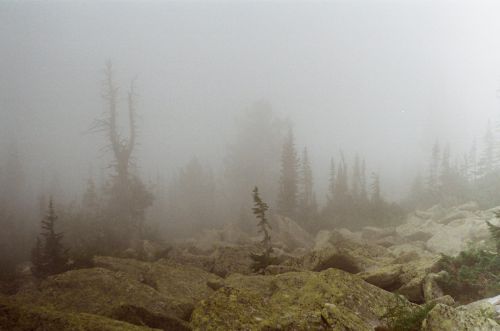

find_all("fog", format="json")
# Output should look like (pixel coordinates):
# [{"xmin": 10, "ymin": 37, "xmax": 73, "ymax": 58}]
[
  {"xmin": 3, "ymin": 2, "xmax": 500, "ymax": 327},
  {"xmin": 2, "ymin": 1, "xmax": 500, "ymax": 202}
]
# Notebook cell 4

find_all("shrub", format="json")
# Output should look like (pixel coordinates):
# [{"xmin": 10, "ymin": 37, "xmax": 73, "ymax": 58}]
[
  {"xmin": 382, "ymin": 294, "xmax": 435, "ymax": 331},
  {"xmin": 437, "ymin": 249, "xmax": 500, "ymax": 303}
]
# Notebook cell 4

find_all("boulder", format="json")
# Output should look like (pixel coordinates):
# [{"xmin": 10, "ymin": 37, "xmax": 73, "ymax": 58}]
[
  {"xmin": 425, "ymin": 218, "xmax": 491, "ymax": 255},
  {"xmin": 388, "ymin": 243, "xmax": 433, "ymax": 262},
  {"xmin": 269, "ymin": 215, "xmax": 314, "ymax": 251},
  {"xmin": 13, "ymin": 256, "xmax": 222, "ymax": 329},
  {"xmin": 457, "ymin": 201, "xmax": 480, "ymax": 212},
  {"xmin": 94, "ymin": 256, "xmax": 221, "ymax": 318},
  {"xmin": 423, "ymin": 272, "xmax": 446, "ymax": 302},
  {"xmin": 397, "ymin": 256, "xmax": 441, "ymax": 303},
  {"xmin": 422, "ymin": 303, "xmax": 500, "ymax": 331},
  {"xmin": 166, "ymin": 248, "xmax": 215, "ymax": 272},
  {"xmin": 358, "ymin": 264, "xmax": 403, "ymax": 291},
  {"xmin": 361, "ymin": 226, "xmax": 395, "ymax": 241},
  {"xmin": 396, "ymin": 218, "xmax": 441, "ymax": 242},
  {"xmin": 0, "ymin": 296, "xmax": 157, "ymax": 331},
  {"xmin": 290, "ymin": 231, "xmax": 393, "ymax": 274},
  {"xmin": 13, "ymin": 267, "xmax": 189, "ymax": 330},
  {"xmin": 209, "ymin": 245, "xmax": 260, "ymax": 277},
  {"xmin": 190, "ymin": 268, "xmax": 412, "ymax": 330},
  {"xmin": 358, "ymin": 256, "xmax": 441, "ymax": 302},
  {"xmin": 465, "ymin": 295, "xmax": 500, "ymax": 322}
]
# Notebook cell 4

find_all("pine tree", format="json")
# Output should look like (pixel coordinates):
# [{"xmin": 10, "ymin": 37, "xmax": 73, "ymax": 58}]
[
  {"xmin": 30, "ymin": 237, "xmax": 43, "ymax": 277},
  {"xmin": 327, "ymin": 158, "xmax": 336, "ymax": 202},
  {"xmin": 468, "ymin": 138, "xmax": 478, "ymax": 183},
  {"xmin": 334, "ymin": 154, "xmax": 349, "ymax": 202},
  {"xmin": 277, "ymin": 127, "xmax": 299, "ymax": 219},
  {"xmin": 298, "ymin": 147, "xmax": 317, "ymax": 229},
  {"xmin": 488, "ymin": 213, "xmax": 500, "ymax": 253},
  {"xmin": 352, "ymin": 155, "xmax": 361, "ymax": 198},
  {"xmin": 250, "ymin": 187, "xmax": 274, "ymax": 272},
  {"xmin": 428, "ymin": 140, "xmax": 441, "ymax": 192},
  {"xmin": 360, "ymin": 159, "xmax": 368, "ymax": 201},
  {"xmin": 370, "ymin": 172, "xmax": 382, "ymax": 204},
  {"xmin": 31, "ymin": 198, "xmax": 67, "ymax": 277},
  {"xmin": 479, "ymin": 121, "xmax": 495, "ymax": 178}
]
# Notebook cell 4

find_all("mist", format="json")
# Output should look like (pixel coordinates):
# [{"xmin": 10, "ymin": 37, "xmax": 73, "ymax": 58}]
[
  {"xmin": 3, "ymin": 1, "xmax": 500, "ymax": 200},
  {"xmin": 1, "ymin": 2, "xmax": 500, "ymax": 330}
]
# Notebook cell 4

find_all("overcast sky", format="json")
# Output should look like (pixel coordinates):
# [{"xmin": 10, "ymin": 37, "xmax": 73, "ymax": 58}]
[{"xmin": 1, "ymin": 0, "xmax": 500, "ymax": 200}]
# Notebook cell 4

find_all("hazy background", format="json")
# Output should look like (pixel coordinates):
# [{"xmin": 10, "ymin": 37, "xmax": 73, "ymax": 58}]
[{"xmin": 2, "ymin": 0, "xmax": 500, "ymax": 202}]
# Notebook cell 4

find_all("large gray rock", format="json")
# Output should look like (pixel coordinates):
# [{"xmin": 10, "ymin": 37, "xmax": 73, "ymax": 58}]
[
  {"xmin": 422, "ymin": 303, "xmax": 500, "ymax": 331},
  {"xmin": 190, "ymin": 268, "xmax": 413, "ymax": 330},
  {"xmin": 0, "ymin": 296, "xmax": 157, "ymax": 331},
  {"xmin": 13, "ymin": 256, "xmax": 222, "ymax": 330},
  {"xmin": 269, "ymin": 215, "xmax": 314, "ymax": 251}
]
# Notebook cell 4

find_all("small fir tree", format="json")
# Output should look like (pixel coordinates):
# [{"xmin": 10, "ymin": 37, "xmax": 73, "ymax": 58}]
[
  {"xmin": 250, "ymin": 187, "xmax": 275, "ymax": 272},
  {"xmin": 31, "ymin": 198, "xmax": 68, "ymax": 277},
  {"xmin": 488, "ymin": 212, "xmax": 500, "ymax": 253},
  {"xmin": 277, "ymin": 127, "xmax": 299, "ymax": 219}
]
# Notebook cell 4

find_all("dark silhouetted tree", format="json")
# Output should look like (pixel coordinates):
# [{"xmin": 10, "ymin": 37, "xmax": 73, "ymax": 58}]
[
  {"xmin": 250, "ymin": 186, "xmax": 275, "ymax": 272},
  {"xmin": 31, "ymin": 198, "xmax": 67, "ymax": 277},
  {"xmin": 91, "ymin": 62, "xmax": 153, "ymax": 249},
  {"xmin": 298, "ymin": 147, "xmax": 317, "ymax": 229},
  {"xmin": 277, "ymin": 127, "xmax": 299, "ymax": 219}
]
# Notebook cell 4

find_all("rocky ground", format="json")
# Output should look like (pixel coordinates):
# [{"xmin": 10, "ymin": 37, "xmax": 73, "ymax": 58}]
[{"xmin": 1, "ymin": 202, "xmax": 500, "ymax": 330}]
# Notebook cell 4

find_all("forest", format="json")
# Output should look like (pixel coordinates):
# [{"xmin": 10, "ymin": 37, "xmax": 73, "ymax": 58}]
[{"xmin": 1, "ymin": 1, "xmax": 500, "ymax": 330}]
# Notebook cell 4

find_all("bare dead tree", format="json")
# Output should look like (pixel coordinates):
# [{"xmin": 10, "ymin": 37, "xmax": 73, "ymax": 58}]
[{"xmin": 91, "ymin": 61, "xmax": 152, "ymax": 249}]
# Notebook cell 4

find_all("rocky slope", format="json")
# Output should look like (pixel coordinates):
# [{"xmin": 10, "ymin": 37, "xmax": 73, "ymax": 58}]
[{"xmin": 2, "ymin": 203, "xmax": 500, "ymax": 330}]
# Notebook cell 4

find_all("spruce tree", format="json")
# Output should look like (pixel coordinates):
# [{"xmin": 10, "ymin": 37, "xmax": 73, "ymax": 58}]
[
  {"xmin": 277, "ymin": 127, "xmax": 299, "ymax": 219},
  {"xmin": 352, "ymin": 155, "xmax": 361, "ymax": 198},
  {"xmin": 479, "ymin": 121, "xmax": 495, "ymax": 178},
  {"xmin": 250, "ymin": 187, "xmax": 274, "ymax": 272},
  {"xmin": 488, "ymin": 213, "xmax": 500, "ymax": 254},
  {"xmin": 428, "ymin": 140, "xmax": 441, "ymax": 193},
  {"xmin": 298, "ymin": 147, "xmax": 317, "ymax": 228},
  {"xmin": 328, "ymin": 158, "xmax": 336, "ymax": 202},
  {"xmin": 31, "ymin": 198, "xmax": 67, "ymax": 277}
]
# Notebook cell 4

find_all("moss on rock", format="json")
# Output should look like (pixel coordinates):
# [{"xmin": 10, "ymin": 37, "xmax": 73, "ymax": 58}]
[
  {"xmin": 12, "ymin": 256, "xmax": 223, "ymax": 330},
  {"xmin": 191, "ymin": 268, "xmax": 411, "ymax": 330},
  {"xmin": 0, "ymin": 297, "xmax": 157, "ymax": 331}
]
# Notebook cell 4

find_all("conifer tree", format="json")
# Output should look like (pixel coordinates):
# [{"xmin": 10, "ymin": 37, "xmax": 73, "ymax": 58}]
[
  {"xmin": 298, "ymin": 147, "xmax": 317, "ymax": 228},
  {"xmin": 334, "ymin": 154, "xmax": 349, "ymax": 202},
  {"xmin": 328, "ymin": 158, "xmax": 336, "ymax": 201},
  {"xmin": 360, "ymin": 159, "xmax": 368, "ymax": 201},
  {"xmin": 479, "ymin": 121, "xmax": 495, "ymax": 177},
  {"xmin": 277, "ymin": 127, "xmax": 299, "ymax": 219},
  {"xmin": 488, "ymin": 213, "xmax": 500, "ymax": 253},
  {"xmin": 31, "ymin": 198, "xmax": 67, "ymax": 277},
  {"xmin": 370, "ymin": 172, "xmax": 382, "ymax": 204},
  {"xmin": 250, "ymin": 187, "xmax": 274, "ymax": 272},
  {"xmin": 468, "ymin": 138, "xmax": 478, "ymax": 183},
  {"xmin": 428, "ymin": 140, "xmax": 441, "ymax": 192},
  {"xmin": 352, "ymin": 155, "xmax": 361, "ymax": 198}
]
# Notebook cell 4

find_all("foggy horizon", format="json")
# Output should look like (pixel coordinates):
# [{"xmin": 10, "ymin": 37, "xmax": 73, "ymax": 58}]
[{"xmin": 3, "ymin": 0, "xmax": 500, "ymax": 202}]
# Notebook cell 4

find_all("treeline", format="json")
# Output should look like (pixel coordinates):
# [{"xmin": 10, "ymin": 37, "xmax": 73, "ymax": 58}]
[{"xmin": 407, "ymin": 121, "xmax": 500, "ymax": 209}]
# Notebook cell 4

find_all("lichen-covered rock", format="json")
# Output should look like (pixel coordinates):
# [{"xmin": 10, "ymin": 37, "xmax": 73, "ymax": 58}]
[
  {"xmin": 0, "ymin": 297, "xmax": 159, "ymax": 331},
  {"xmin": 291, "ymin": 230, "xmax": 394, "ymax": 274},
  {"xmin": 166, "ymin": 247, "xmax": 215, "ymax": 272},
  {"xmin": 357, "ymin": 256, "xmax": 441, "ymax": 303},
  {"xmin": 269, "ymin": 215, "xmax": 314, "ymax": 251},
  {"xmin": 94, "ymin": 256, "xmax": 222, "ymax": 319},
  {"xmin": 421, "ymin": 303, "xmax": 500, "ymax": 331},
  {"xmin": 397, "ymin": 256, "xmax": 441, "ymax": 303},
  {"xmin": 358, "ymin": 264, "xmax": 403, "ymax": 291},
  {"xmin": 209, "ymin": 245, "xmax": 260, "ymax": 277},
  {"xmin": 423, "ymin": 272, "xmax": 446, "ymax": 302},
  {"xmin": 190, "ymin": 268, "xmax": 409, "ymax": 330},
  {"xmin": 12, "ymin": 257, "xmax": 223, "ymax": 330}
]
